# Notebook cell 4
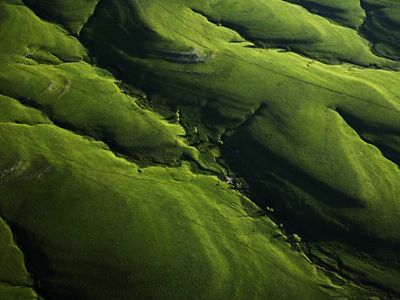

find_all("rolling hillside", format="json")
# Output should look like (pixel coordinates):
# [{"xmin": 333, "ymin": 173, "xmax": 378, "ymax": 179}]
[{"xmin": 0, "ymin": 0, "xmax": 399, "ymax": 299}]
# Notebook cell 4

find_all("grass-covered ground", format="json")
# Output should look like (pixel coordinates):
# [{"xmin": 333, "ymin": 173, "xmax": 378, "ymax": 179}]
[{"xmin": 0, "ymin": 0, "xmax": 399, "ymax": 299}]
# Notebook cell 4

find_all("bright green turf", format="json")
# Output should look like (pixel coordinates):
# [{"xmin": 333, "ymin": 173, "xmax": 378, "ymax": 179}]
[{"xmin": 0, "ymin": 0, "xmax": 399, "ymax": 299}]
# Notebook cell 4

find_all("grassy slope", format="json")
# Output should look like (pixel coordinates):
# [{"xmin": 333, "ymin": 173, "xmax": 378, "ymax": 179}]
[
  {"xmin": 0, "ymin": 88, "xmax": 359, "ymax": 299},
  {"xmin": 288, "ymin": 0, "xmax": 400, "ymax": 60},
  {"xmin": 0, "ymin": 118, "xmax": 362, "ymax": 300},
  {"xmin": 284, "ymin": 0, "xmax": 366, "ymax": 29},
  {"xmin": 0, "ymin": 94, "xmax": 50, "ymax": 300},
  {"xmin": 186, "ymin": 0, "xmax": 394, "ymax": 68},
  {"xmin": 21, "ymin": 0, "xmax": 100, "ymax": 34},
  {"xmin": 0, "ymin": 217, "xmax": 39, "ymax": 300},
  {"xmin": 0, "ymin": 0, "xmax": 364, "ymax": 299},
  {"xmin": 361, "ymin": 0, "xmax": 400, "ymax": 60},
  {"xmin": 0, "ymin": 0, "xmax": 399, "ymax": 299},
  {"xmin": 80, "ymin": 0, "xmax": 400, "ymax": 295},
  {"xmin": 0, "ymin": 1, "xmax": 198, "ymax": 165}
]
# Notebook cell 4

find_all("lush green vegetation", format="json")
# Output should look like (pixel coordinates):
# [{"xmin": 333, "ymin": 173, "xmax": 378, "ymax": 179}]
[
  {"xmin": 0, "ymin": 0, "xmax": 399, "ymax": 299},
  {"xmin": 285, "ymin": 0, "xmax": 366, "ymax": 28}
]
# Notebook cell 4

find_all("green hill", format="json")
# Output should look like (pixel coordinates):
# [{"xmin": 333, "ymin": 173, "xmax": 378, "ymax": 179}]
[{"xmin": 0, "ymin": 0, "xmax": 399, "ymax": 299}]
